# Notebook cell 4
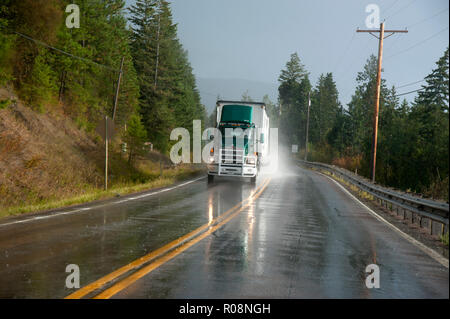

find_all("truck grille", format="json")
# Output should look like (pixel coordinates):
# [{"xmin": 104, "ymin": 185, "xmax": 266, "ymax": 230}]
[{"xmin": 220, "ymin": 148, "xmax": 244, "ymax": 164}]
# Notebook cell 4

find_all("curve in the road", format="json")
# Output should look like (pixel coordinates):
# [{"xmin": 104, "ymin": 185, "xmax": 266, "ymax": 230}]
[{"xmin": 317, "ymin": 171, "xmax": 449, "ymax": 269}]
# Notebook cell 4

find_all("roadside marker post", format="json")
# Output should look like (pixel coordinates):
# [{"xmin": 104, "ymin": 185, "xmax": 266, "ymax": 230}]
[
  {"xmin": 96, "ymin": 116, "xmax": 115, "ymax": 191},
  {"xmin": 105, "ymin": 116, "xmax": 108, "ymax": 190}
]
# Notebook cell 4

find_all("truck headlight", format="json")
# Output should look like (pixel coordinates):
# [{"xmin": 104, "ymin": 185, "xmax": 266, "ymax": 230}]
[
  {"xmin": 209, "ymin": 156, "xmax": 215, "ymax": 163},
  {"xmin": 246, "ymin": 157, "xmax": 255, "ymax": 165}
]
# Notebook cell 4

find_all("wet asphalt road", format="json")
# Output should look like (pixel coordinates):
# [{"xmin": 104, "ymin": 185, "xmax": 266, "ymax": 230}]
[{"xmin": 0, "ymin": 162, "xmax": 448, "ymax": 298}]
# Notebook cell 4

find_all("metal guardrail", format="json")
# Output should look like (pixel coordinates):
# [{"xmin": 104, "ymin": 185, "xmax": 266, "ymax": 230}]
[{"xmin": 298, "ymin": 160, "xmax": 449, "ymax": 236}]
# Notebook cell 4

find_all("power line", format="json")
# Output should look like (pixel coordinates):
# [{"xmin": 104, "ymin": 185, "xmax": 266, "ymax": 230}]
[
  {"xmin": 384, "ymin": 7, "xmax": 448, "ymax": 52},
  {"xmin": 384, "ymin": 0, "xmax": 418, "ymax": 21},
  {"xmin": 396, "ymin": 79, "xmax": 425, "ymax": 88},
  {"xmin": 385, "ymin": 26, "xmax": 449, "ymax": 59},
  {"xmin": 381, "ymin": 0, "xmax": 401, "ymax": 16},
  {"xmin": 335, "ymin": 37, "xmax": 373, "ymax": 80},
  {"xmin": 395, "ymin": 88, "xmax": 424, "ymax": 97},
  {"xmin": 407, "ymin": 7, "xmax": 449, "ymax": 29},
  {"xmin": 333, "ymin": 0, "xmax": 402, "ymax": 79},
  {"xmin": 0, "ymin": 26, "xmax": 120, "ymax": 72},
  {"xmin": 332, "ymin": 32, "xmax": 356, "ymax": 74}
]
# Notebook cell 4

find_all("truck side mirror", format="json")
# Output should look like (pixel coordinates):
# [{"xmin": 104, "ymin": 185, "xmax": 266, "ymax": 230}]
[
  {"xmin": 207, "ymin": 129, "xmax": 214, "ymax": 141},
  {"xmin": 260, "ymin": 133, "xmax": 264, "ymax": 144}
]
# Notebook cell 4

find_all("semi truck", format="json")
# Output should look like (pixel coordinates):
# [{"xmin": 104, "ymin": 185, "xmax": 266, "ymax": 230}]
[{"xmin": 207, "ymin": 100, "xmax": 270, "ymax": 184}]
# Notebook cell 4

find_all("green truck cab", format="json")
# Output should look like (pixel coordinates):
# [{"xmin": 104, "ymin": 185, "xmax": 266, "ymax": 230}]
[{"xmin": 207, "ymin": 100, "xmax": 269, "ymax": 184}]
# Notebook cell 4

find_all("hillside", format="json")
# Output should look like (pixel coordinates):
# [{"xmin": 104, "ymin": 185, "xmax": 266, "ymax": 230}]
[
  {"xmin": 0, "ymin": 87, "xmax": 104, "ymax": 208},
  {"xmin": 0, "ymin": 87, "xmax": 195, "ymax": 216}
]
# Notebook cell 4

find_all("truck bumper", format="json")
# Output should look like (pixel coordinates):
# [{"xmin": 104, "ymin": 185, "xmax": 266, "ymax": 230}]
[{"xmin": 207, "ymin": 164, "xmax": 257, "ymax": 177}]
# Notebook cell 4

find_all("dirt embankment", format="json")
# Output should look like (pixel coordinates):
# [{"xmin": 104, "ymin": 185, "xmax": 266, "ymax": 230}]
[
  {"xmin": 0, "ymin": 87, "xmax": 103, "ymax": 209},
  {"xmin": 0, "ymin": 87, "xmax": 203, "ymax": 214}
]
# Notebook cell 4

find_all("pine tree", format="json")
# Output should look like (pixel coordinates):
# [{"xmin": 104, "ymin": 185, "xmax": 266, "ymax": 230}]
[
  {"xmin": 346, "ymin": 54, "xmax": 390, "ymax": 177},
  {"xmin": 123, "ymin": 114, "xmax": 148, "ymax": 164},
  {"xmin": 278, "ymin": 52, "xmax": 309, "ymax": 146},
  {"xmin": 376, "ymin": 86, "xmax": 399, "ymax": 184},
  {"xmin": 9, "ymin": 0, "xmax": 62, "ymax": 90},
  {"xmin": 0, "ymin": 0, "xmax": 14, "ymax": 84},
  {"xmin": 21, "ymin": 50, "xmax": 57, "ymax": 111},
  {"xmin": 327, "ymin": 106, "xmax": 352, "ymax": 155},
  {"xmin": 415, "ymin": 47, "xmax": 449, "ymax": 110},
  {"xmin": 310, "ymin": 72, "xmax": 340, "ymax": 145},
  {"xmin": 407, "ymin": 47, "xmax": 449, "ymax": 193},
  {"xmin": 241, "ymin": 90, "xmax": 253, "ymax": 102},
  {"xmin": 130, "ymin": 0, "xmax": 169, "ymax": 152},
  {"xmin": 278, "ymin": 52, "xmax": 308, "ymax": 84},
  {"xmin": 130, "ymin": 0, "xmax": 205, "ymax": 153},
  {"xmin": 0, "ymin": 0, "xmax": 139, "ymax": 127}
]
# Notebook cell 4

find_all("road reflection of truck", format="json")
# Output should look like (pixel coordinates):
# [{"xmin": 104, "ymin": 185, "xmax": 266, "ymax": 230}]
[{"xmin": 207, "ymin": 100, "xmax": 269, "ymax": 184}]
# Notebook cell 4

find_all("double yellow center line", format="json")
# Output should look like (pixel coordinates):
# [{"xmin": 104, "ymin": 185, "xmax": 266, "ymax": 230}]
[{"xmin": 65, "ymin": 177, "xmax": 271, "ymax": 299}]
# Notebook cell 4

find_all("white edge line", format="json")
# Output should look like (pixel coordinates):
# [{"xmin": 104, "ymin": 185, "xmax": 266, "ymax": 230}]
[
  {"xmin": 0, "ymin": 176, "xmax": 205, "ymax": 228},
  {"xmin": 316, "ymin": 171, "xmax": 449, "ymax": 269}
]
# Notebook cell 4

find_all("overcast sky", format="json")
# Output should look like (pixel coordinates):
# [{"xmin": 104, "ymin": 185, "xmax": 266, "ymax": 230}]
[{"xmin": 125, "ymin": 0, "xmax": 449, "ymax": 107}]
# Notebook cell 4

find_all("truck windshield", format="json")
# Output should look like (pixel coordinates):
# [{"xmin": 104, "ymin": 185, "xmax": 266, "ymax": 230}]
[
  {"xmin": 220, "ymin": 105, "xmax": 253, "ymax": 124},
  {"xmin": 219, "ymin": 126, "xmax": 252, "ymax": 149},
  {"xmin": 219, "ymin": 127, "xmax": 253, "ymax": 138}
]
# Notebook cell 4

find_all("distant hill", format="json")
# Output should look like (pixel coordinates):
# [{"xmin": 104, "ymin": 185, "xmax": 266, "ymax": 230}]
[{"xmin": 196, "ymin": 77, "xmax": 278, "ymax": 114}]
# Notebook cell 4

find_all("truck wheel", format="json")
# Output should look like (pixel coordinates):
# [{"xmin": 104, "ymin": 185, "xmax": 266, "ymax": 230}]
[
  {"xmin": 208, "ymin": 174, "xmax": 214, "ymax": 183},
  {"xmin": 250, "ymin": 176, "xmax": 256, "ymax": 184}
]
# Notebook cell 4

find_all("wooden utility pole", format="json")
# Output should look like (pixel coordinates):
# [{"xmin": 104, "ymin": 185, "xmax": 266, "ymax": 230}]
[
  {"xmin": 304, "ymin": 91, "xmax": 311, "ymax": 161},
  {"xmin": 112, "ymin": 56, "xmax": 124, "ymax": 121},
  {"xmin": 357, "ymin": 23, "xmax": 407, "ymax": 182},
  {"xmin": 105, "ymin": 115, "xmax": 109, "ymax": 190}
]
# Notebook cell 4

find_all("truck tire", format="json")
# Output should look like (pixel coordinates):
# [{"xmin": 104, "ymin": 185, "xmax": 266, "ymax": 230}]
[
  {"xmin": 208, "ymin": 174, "xmax": 214, "ymax": 183},
  {"xmin": 250, "ymin": 176, "xmax": 256, "ymax": 184}
]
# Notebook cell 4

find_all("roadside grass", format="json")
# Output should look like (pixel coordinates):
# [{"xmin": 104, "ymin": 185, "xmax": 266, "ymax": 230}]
[
  {"xmin": 0, "ymin": 98, "xmax": 13, "ymax": 109},
  {"xmin": 0, "ymin": 88, "xmax": 207, "ymax": 221},
  {"xmin": 441, "ymin": 232, "xmax": 449, "ymax": 246},
  {"xmin": 0, "ymin": 165, "xmax": 204, "ymax": 219}
]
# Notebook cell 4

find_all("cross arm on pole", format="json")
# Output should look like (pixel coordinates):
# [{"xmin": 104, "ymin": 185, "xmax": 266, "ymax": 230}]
[
  {"xmin": 369, "ymin": 32, "xmax": 380, "ymax": 39},
  {"xmin": 357, "ymin": 29, "xmax": 408, "ymax": 33},
  {"xmin": 357, "ymin": 28, "xmax": 408, "ymax": 40}
]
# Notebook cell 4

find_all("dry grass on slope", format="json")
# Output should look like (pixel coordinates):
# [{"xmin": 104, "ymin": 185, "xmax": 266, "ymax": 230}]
[
  {"xmin": 0, "ymin": 87, "xmax": 102, "ymax": 210},
  {"xmin": 0, "ymin": 88, "xmax": 205, "ymax": 218}
]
